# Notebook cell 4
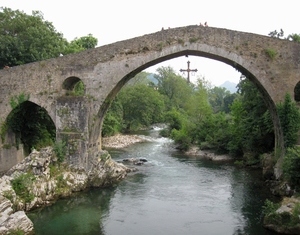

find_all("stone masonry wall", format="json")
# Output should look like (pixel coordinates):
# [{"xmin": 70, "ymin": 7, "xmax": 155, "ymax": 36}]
[{"xmin": 56, "ymin": 96, "xmax": 89, "ymax": 170}]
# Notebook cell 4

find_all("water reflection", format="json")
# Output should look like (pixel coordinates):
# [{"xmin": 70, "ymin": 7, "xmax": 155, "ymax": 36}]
[
  {"xmin": 28, "ymin": 188, "xmax": 116, "ymax": 235},
  {"xmin": 228, "ymin": 167, "xmax": 279, "ymax": 235}
]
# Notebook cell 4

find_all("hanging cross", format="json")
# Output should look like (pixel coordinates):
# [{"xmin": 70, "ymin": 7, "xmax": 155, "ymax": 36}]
[{"xmin": 179, "ymin": 61, "xmax": 198, "ymax": 83}]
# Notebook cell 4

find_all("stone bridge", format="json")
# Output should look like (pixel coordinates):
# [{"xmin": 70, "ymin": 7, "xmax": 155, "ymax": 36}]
[{"xmin": 0, "ymin": 25, "xmax": 300, "ymax": 172}]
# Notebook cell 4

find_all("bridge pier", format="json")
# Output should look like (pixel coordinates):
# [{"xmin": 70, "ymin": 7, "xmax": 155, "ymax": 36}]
[
  {"xmin": 56, "ymin": 96, "xmax": 89, "ymax": 170},
  {"xmin": 0, "ymin": 131, "xmax": 24, "ymax": 174}
]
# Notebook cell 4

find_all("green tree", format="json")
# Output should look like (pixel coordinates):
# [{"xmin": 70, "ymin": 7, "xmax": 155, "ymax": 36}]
[
  {"xmin": 155, "ymin": 66, "xmax": 193, "ymax": 110},
  {"xmin": 228, "ymin": 78, "xmax": 274, "ymax": 157},
  {"xmin": 283, "ymin": 146, "xmax": 300, "ymax": 187},
  {"xmin": 194, "ymin": 112, "xmax": 232, "ymax": 153},
  {"xmin": 287, "ymin": 34, "xmax": 300, "ymax": 42},
  {"xmin": 63, "ymin": 34, "xmax": 98, "ymax": 54},
  {"xmin": 163, "ymin": 77, "xmax": 213, "ymax": 150},
  {"xmin": 277, "ymin": 93, "xmax": 300, "ymax": 148},
  {"xmin": 208, "ymin": 86, "xmax": 231, "ymax": 113},
  {"xmin": 0, "ymin": 7, "xmax": 98, "ymax": 67},
  {"xmin": 0, "ymin": 7, "xmax": 67, "ymax": 67},
  {"xmin": 223, "ymin": 93, "xmax": 238, "ymax": 113},
  {"xmin": 118, "ymin": 84, "xmax": 165, "ymax": 131},
  {"xmin": 102, "ymin": 96, "xmax": 123, "ymax": 137},
  {"xmin": 71, "ymin": 34, "xmax": 98, "ymax": 49},
  {"xmin": 185, "ymin": 79, "xmax": 212, "ymax": 123}
]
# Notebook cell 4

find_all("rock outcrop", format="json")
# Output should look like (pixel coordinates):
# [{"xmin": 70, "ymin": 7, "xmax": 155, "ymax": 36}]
[
  {"xmin": 102, "ymin": 134, "xmax": 146, "ymax": 149},
  {"xmin": 184, "ymin": 146, "xmax": 233, "ymax": 161},
  {"xmin": 263, "ymin": 197, "xmax": 300, "ymax": 234},
  {"xmin": 0, "ymin": 147, "xmax": 130, "ymax": 234}
]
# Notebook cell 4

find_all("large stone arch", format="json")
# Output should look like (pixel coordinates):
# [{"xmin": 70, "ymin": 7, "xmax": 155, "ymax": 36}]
[{"xmin": 90, "ymin": 44, "xmax": 283, "ymax": 161}]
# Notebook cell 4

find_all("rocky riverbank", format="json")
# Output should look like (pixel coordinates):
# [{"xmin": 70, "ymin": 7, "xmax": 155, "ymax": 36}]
[
  {"xmin": 0, "ymin": 147, "xmax": 132, "ymax": 234},
  {"xmin": 263, "ymin": 196, "xmax": 300, "ymax": 234},
  {"xmin": 184, "ymin": 146, "xmax": 233, "ymax": 161},
  {"xmin": 102, "ymin": 134, "xmax": 147, "ymax": 149}
]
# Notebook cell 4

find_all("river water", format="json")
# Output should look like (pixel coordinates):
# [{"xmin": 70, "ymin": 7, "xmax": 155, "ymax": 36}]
[{"xmin": 28, "ymin": 128, "xmax": 280, "ymax": 235}]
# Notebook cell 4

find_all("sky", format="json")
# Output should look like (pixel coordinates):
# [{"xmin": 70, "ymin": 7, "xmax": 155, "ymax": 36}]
[{"xmin": 1, "ymin": 0, "xmax": 299, "ymax": 86}]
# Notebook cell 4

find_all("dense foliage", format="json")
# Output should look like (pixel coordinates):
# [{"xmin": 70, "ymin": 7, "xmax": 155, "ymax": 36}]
[
  {"xmin": 120, "ymin": 83, "xmax": 165, "ymax": 131},
  {"xmin": 277, "ymin": 93, "xmax": 300, "ymax": 148},
  {"xmin": 228, "ymin": 79, "xmax": 274, "ymax": 158},
  {"xmin": 103, "ymin": 66, "xmax": 300, "ymax": 169},
  {"xmin": 0, "ymin": 7, "xmax": 97, "ymax": 68},
  {"xmin": 102, "ymin": 73, "xmax": 166, "ymax": 135},
  {"xmin": 283, "ymin": 147, "xmax": 300, "ymax": 187},
  {"xmin": 11, "ymin": 173, "xmax": 35, "ymax": 203}
]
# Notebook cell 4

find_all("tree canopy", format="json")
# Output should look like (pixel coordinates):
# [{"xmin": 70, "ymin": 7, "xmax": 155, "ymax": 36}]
[{"xmin": 0, "ymin": 7, "xmax": 98, "ymax": 68}]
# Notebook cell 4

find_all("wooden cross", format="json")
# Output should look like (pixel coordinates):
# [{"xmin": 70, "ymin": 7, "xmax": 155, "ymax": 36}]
[{"xmin": 180, "ymin": 61, "xmax": 198, "ymax": 83}]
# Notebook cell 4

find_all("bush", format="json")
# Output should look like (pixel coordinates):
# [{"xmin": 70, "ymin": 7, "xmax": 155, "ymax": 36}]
[
  {"xmin": 262, "ymin": 199, "xmax": 281, "ymax": 225},
  {"xmin": 283, "ymin": 146, "xmax": 300, "ymax": 187},
  {"xmin": 53, "ymin": 140, "xmax": 67, "ymax": 163},
  {"xmin": 265, "ymin": 48, "xmax": 278, "ymax": 60},
  {"xmin": 159, "ymin": 128, "xmax": 171, "ymax": 137},
  {"xmin": 291, "ymin": 203, "xmax": 300, "ymax": 226},
  {"xmin": 277, "ymin": 93, "xmax": 300, "ymax": 148},
  {"xmin": 7, "ymin": 229, "xmax": 25, "ymax": 235},
  {"xmin": 170, "ymin": 128, "xmax": 191, "ymax": 151},
  {"xmin": 102, "ymin": 113, "xmax": 122, "ymax": 137},
  {"xmin": 263, "ymin": 199, "xmax": 280, "ymax": 215},
  {"xmin": 11, "ymin": 173, "xmax": 35, "ymax": 203}
]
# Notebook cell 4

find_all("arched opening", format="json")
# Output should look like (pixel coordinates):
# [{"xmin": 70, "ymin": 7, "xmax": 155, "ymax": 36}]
[
  {"xmin": 3, "ymin": 100, "xmax": 56, "ymax": 155},
  {"xmin": 63, "ymin": 76, "xmax": 85, "ymax": 96},
  {"xmin": 294, "ymin": 81, "xmax": 300, "ymax": 102},
  {"xmin": 99, "ymin": 54, "xmax": 278, "ymax": 162},
  {"xmin": 96, "ymin": 51, "xmax": 284, "ymax": 169}
]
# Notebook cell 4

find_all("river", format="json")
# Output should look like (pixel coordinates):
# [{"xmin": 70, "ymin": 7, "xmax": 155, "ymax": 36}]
[{"xmin": 28, "ymin": 128, "xmax": 280, "ymax": 235}]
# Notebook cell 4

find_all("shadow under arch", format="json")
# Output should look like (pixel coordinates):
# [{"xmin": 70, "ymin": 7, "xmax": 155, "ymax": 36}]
[
  {"xmin": 294, "ymin": 81, "xmax": 300, "ymax": 102},
  {"xmin": 4, "ymin": 100, "xmax": 56, "ymax": 155},
  {"xmin": 95, "ymin": 50, "xmax": 284, "ymax": 167},
  {"xmin": 62, "ymin": 76, "xmax": 86, "ymax": 96}
]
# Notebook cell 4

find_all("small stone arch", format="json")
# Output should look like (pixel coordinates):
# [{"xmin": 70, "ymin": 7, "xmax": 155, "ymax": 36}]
[
  {"xmin": 3, "ymin": 100, "xmax": 56, "ymax": 154},
  {"xmin": 294, "ymin": 81, "xmax": 300, "ymax": 102},
  {"xmin": 0, "ymin": 100, "xmax": 56, "ymax": 173},
  {"xmin": 62, "ymin": 76, "xmax": 86, "ymax": 96}
]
